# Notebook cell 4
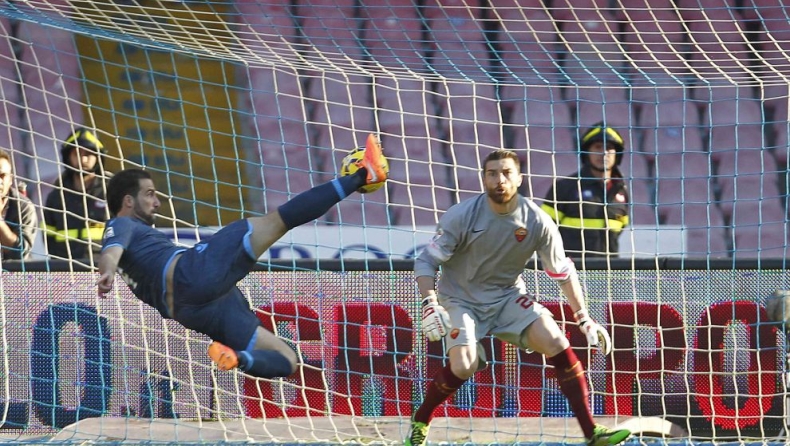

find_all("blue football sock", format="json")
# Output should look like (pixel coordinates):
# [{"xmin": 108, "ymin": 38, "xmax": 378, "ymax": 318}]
[
  {"xmin": 277, "ymin": 171, "xmax": 366, "ymax": 229},
  {"xmin": 237, "ymin": 349, "xmax": 294, "ymax": 378}
]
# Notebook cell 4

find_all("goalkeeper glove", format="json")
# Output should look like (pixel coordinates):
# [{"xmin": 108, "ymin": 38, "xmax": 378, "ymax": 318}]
[
  {"xmin": 575, "ymin": 310, "xmax": 612, "ymax": 355},
  {"xmin": 421, "ymin": 295, "xmax": 451, "ymax": 342}
]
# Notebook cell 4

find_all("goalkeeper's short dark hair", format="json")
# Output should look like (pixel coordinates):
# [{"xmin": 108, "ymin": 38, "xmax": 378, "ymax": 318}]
[
  {"xmin": 483, "ymin": 149, "xmax": 521, "ymax": 172},
  {"xmin": 107, "ymin": 169, "xmax": 152, "ymax": 217}
]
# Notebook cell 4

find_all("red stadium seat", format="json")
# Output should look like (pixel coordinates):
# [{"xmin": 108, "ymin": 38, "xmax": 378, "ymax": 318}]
[
  {"xmin": 0, "ymin": 17, "xmax": 24, "ymax": 184},
  {"xmin": 677, "ymin": 0, "xmax": 757, "ymax": 91},
  {"xmin": 717, "ymin": 153, "xmax": 785, "ymax": 259},
  {"xmin": 298, "ymin": 0, "xmax": 374, "ymax": 153},
  {"xmin": 236, "ymin": 1, "xmax": 318, "ymax": 214},
  {"xmin": 549, "ymin": 0, "xmax": 625, "ymax": 82},
  {"xmin": 638, "ymin": 102, "xmax": 705, "ymax": 160},
  {"xmin": 748, "ymin": 1, "xmax": 790, "ymax": 165},
  {"xmin": 654, "ymin": 150, "xmax": 724, "ymax": 257},
  {"xmin": 550, "ymin": 0, "xmax": 628, "ymax": 105},
  {"xmin": 615, "ymin": 2, "xmax": 689, "ymax": 103},
  {"xmin": 489, "ymin": 0, "xmax": 561, "ymax": 86},
  {"xmin": 730, "ymin": 200, "xmax": 787, "ymax": 259},
  {"xmin": 717, "ymin": 154, "xmax": 783, "ymax": 219},
  {"xmin": 522, "ymin": 148, "xmax": 579, "ymax": 202},
  {"xmin": 421, "ymin": 0, "xmax": 502, "ymax": 202},
  {"xmin": 550, "ymin": 0, "xmax": 633, "ymax": 142},
  {"xmin": 360, "ymin": 3, "xmax": 452, "ymax": 225},
  {"xmin": 620, "ymin": 150, "xmax": 656, "ymax": 226},
  {"xmin": 654, "ymin": 151, "xmax": 716, "ymax": 213},
  {"xmin": 662, "ymin": 203, "xmax": 729, "ymax": 258},
  {"xmin": 13, "ymin": 6, "xmax": 83, "ymax": 204}
]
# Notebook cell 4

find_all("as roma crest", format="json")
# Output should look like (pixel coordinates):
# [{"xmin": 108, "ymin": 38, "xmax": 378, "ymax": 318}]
[
  {"xmin": 449, "ymin": 328, "xmax": 460, "ymax": 340},
  {"xmin": 514, "ymin": 227, "xmax": 527, "ymax": 242}
]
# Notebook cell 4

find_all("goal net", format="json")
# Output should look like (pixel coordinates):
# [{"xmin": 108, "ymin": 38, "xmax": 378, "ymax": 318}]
[{"xmin": 0, "ymin": 0, "xmax": 788, "ymax": 444}]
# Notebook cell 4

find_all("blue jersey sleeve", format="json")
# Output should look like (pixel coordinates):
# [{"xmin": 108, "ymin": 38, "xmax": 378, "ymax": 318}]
[{"xmin": 101, "ymin": 217, "xmax": 136, "ymax": 251}]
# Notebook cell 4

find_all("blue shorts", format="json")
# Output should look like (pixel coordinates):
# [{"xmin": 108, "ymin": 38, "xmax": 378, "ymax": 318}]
[
  {"xmin": 170, "ymin": 219, "xmax": 261, "ymax": 350},
  {"xmin": 174, "ymin": 286, "xmax": 261, "ymax": 351}
]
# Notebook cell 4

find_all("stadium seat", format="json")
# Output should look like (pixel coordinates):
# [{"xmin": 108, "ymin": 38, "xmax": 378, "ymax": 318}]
[
  {"xmin": 747, "ymin": 2, "xmax": 790, "ymax": 164},
  {"xmin": 678, "ymin": 0, "xmax": 758, "ymax": 106},
  {"xmin": 716, "ymin": 149, "xmax": 785, "ymax": 259},
  {"xmin": 299, "ymin": 0, "xmax": 375, "ymax": 154},
  {"xmin": 421, "ymin": 0, "xmax": 502, "ymax": 202},
  {"xmin": 0, "ymin": 17, "xmax": 24, "ymax": 184},
  {"xmin": 661, "ymin": 203, "xmax": 729, "ymax": 258},
  {"xmin": 654, "ymin": 149, "xmax": 726, "ymax": 257},
  {"xmin": 655, "ymin": 152, "xmax": 717, "ymax": 216},
  {"xmin": 638, "ymin": 101, "xmax": 705, "ymax": 160},
  {"xmin": 765, "ymin": 84, "xmax": 789, "ymax": 165},
  {"xmin": 717, "ymin": 152, "xmax": 783, "ymax": 218},
  {"xmin": 236, "ymin": 1, "xmax": 319, "ymax": 214},
  {"xmin": 619, "ymin": 150, "xmax": 656, "ymax": 225},
  {"xmin": 549, "ymin": 0, "xmax": 625, "ymax": 85},
  {"xmin": 615, "ymin": 2, "xmax": 688, "ymax": 103},
  {"xmin": 489, "ymin": 0, "xmax": 561, "ymax": 86},
  {"xmin": 522, "ymin": 147, "xmax": 579, "ymax": 202},
  {"xmin": 730, "ymin": 200, "xmax": 787, "ymax": 259},
  {"xmin": 503, "ymin": 86, "xmax": 576, "ymax": 199},
  {"xmin": 360, "ymin": 1, "xmax": 452, "ymax": 226},
  {"xmin": 13, "ymin": 4, "xmax": 83, "ymax": 205},
  {"xmin": 551, "ymin": 0, "xmax": 634, "ymax": 139},
  {"xmin": 491, "ymin": 0, "xmax": 572, "ymax": 161},
  {"xmin": 704, "ymin": 96, "xmax": 782, "ymax": 216}
]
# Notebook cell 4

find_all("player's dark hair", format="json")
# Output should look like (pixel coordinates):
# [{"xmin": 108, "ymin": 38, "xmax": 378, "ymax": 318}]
[
  {"xmin": 483, "ymin": 149, "xmax": 520, "ymax": 171},
  {"xmin": 0, "ymin": 148, "xmax": 11, "ymax": 167},
  {"xmin": 107, "ymin": 169, "xmax": 152, "ymax": 217}
]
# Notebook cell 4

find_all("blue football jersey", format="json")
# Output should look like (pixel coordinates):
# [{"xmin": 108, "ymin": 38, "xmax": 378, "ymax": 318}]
[{"xmin": 101, "ymin": 216, "xmax": 185, "ymax": 317}]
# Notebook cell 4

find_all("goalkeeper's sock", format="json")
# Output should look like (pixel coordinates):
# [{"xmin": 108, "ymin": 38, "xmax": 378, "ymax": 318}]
[
  {"xmin": 237, "ymin": 349, "xmax": 294, "ymax": 378},
  {"xmin": 414, "ymin": 364, "xmax": 467, "ymax": 424},
  {"xmin": 277, "ymin": 171, "xmax": 366, "ymax": 230},
  {"xmin": 549, "ymin": 347, "xmax": 595, "ymax": 439}
]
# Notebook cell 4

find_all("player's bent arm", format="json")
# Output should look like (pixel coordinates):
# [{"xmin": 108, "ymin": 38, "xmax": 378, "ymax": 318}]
[
  {"xmin": 416, "ymin": 275, "xmax": 437, "ymax": 300},
  {"xmin": 558, "ymin": 276, "xmax": 587, "ymax": 316},
  {"xmin": 97, "ymin": 245, "xmax": 124, "ymax": 297},
  {"xmin": 555, "ymin": 265, "xmax": 613, "ymax": 355}
]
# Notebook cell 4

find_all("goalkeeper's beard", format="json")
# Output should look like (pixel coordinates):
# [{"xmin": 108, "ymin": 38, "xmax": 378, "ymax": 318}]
[{"xmin": 486, "ymin": 186, "xmax": 517, "ymax": 205}]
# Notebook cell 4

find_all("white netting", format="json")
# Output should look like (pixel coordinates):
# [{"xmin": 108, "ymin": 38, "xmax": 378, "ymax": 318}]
[{"xmin": 0, "ymin": 0, "xmax": 788, "ymax": 444}]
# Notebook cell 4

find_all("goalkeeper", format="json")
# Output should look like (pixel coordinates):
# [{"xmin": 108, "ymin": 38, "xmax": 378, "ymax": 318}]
[
  {"xmin": 96, "ymin": 134, "xmax": 388, "ymax": 378},
  {"xmin": 406, "ymin": 149, "xmax": 630, "ymax": 446}
]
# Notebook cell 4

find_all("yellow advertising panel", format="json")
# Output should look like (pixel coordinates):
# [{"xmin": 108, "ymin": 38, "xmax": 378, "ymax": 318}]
[{"xmin": 76, "ymin": 1, "xmax": 244, "ymax": 226}]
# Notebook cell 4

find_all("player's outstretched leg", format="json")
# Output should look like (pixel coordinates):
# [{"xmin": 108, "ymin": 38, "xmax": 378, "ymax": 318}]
[
  {"xmin": 208, "ymin": 342, "xmax": 239, "ymax": 371},
  {"xmin": 276, "ymin": 133, "xmax": 387, "ymax": 231},
  {"xmin": 208, "ymin": 340, "xmax": 296, "ymax": 378},
  {"xmin": 588, "ymin": 424, "xmax": 631, "ymax": 446},
  {"xmin": 358, "ymin": 133, "xmax": 388, "ymax": 185}
]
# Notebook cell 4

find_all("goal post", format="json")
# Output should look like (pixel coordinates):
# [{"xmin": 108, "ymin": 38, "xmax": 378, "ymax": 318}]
[{"xmin": 0, "ymin": 0, "xmax": 788, "ymax": 444}]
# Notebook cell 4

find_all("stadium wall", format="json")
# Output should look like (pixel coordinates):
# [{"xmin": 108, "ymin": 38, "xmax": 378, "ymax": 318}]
[{"xmin": 1, "ymin": 258, "xmax": 787, "ymax": 439}]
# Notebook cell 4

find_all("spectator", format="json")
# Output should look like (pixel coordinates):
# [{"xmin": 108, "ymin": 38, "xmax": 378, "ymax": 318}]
[
  {"xmin": 0, "ymin": 148, "xmax": 38, "ymax": 260},
  {"xmin": 541, "ymin": 123, "xmax": 630, "ymax": 259},
  {"xmin": 43, "ymin": 128, "xmax": 109, "ymax": 261}
]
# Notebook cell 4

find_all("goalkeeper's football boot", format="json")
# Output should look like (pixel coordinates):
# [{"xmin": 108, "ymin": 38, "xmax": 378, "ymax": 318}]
[
  {"xmin": 357, "ymin": 133, "xmax": 388, "ymax": 185},
  {"xmin": 405, "ymin": 418, "xmax": 430, "ymax": 446},
  {"xmin": 587, "ymin": 424, "xmax": 631, "ymax": 446},
  {"xmin": 208, "ymin": 341, "xmax": 239, "ymax": 371}
]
